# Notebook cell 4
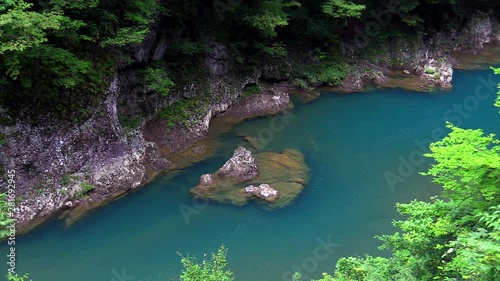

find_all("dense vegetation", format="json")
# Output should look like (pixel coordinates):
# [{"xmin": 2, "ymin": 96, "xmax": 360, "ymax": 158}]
[
  {"xmin": 1, "ymin": 0, "xmax": 500, "ymax": 280},
  {"xmin": 175, "ymin": 69, "xmax": 500, "ymax": 280},
  {"xmin": 1, "ymin": 0, "xmax": 499, "ymax": 119}
]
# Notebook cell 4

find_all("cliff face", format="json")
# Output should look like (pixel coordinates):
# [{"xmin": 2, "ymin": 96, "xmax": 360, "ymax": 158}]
[
  {"xmin": 0, "ymin": 12, "xmax": 499, "ymax": 232},
  {"xmin": 341, "ymin": 12, "xmax": 500, "ymax": 90}
]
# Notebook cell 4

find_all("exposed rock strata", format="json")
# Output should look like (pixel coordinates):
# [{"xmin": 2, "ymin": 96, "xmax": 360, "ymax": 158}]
[{"xmin": 1, "ymin": 13, "xmax": 498, "ymax": 233}]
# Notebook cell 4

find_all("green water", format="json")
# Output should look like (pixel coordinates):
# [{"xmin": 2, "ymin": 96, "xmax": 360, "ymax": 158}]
[{"xmin": 3, "ymin": 69, "xmax": 500, "ymax": 281}]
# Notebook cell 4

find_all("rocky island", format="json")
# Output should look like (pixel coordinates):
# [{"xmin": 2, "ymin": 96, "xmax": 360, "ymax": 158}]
[{"xmin": 191, "ymin": 146, "xmax": 310, "ymax": 207}]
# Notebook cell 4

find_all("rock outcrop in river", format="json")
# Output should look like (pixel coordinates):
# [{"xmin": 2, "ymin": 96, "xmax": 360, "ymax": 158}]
[
  {"xmin": 191, "ymin": 147, "xmax": 309, "ymax": 207},
  {"xmin": 1, "ymin": 12, "xmax": 498, "ymax": 233}
]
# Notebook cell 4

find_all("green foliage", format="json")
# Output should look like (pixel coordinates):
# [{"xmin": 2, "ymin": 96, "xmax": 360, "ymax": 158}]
[
  {"xmin": 244, "ymin": 0, "xmax": 300, "ymax": 38},
  {"xmin": 0, "ymin": 133, "xmax": 7, "ymax": 146},
  {"xmin": 142, "ymin": 67, "xmax": 176, "ymax": 96},
  {"xmin": 61, "ymin": 174, "xmax": 72, "ymax": 186},
  {"xmin": 422, "ymin": 123, "xmax": 500, "ymax": 207},
  {"xmin": 319, "ymin": 63, "xmax": 347, "ymax": 86},
  {"xmin": 293, "ymin": 62, "xmax": 347, "ymax": 88},
  {"xmin": 171, "ymin": 40, "xmax": 207, "ymax": 56},
  {"xmin": 0, "ymin": 0, "xmax": 68, "ymax": 54},
  {"xmin": 289, "ymin": 69, "xmax": 500, "ymax": 281},
  {"xmin": 6, "ymin": 273, "xmax": 30, "ymax": 281},
  {"xmin": 61, "ymin": 173, "xmax": 81, "ymax": 186},
  {"xmin": 179, "ymin": 245, "xmax": 234, "ymax": 281},
  {"xmin": 445, "ymin": 205, "xmax": 500, "ymax": 280},
  {"xmin": 158, "ymin": 98, "xmax": 208, "ymax": 128},
  {"xmin": 493, "ymin": 67, "xmax": 500, "ymax": 108},
  {"xmin": 322, "ymin": 0, "xmax": 365, "ymax": 19},
  {"xmin": 326, "ymin": 256, "xmax": 393, "ymax": 281},
  {"xmin": 255, "ymin": 42, "xmax": 288, "ymax": 57},
  {"xmin": 241, "ymin": 85, "xmax": 264, "ymax": 99},
  {"xmin": 119, "ymin": 115, "xmax": 143, "ymax": 130},
  {"xmin": 292, "ymin": 272, "xmax": 303, "ymax": 281},
  {"xmin": 0, "ymin": 0, "xmax": 161, "ymax": 119},
  {"xmin": 424, "ymin": 67, "xmax": 437, "ymax": 74},
  {"xmin": 0, "ymin": 193, "xmax": 14, "ymax": 239},
  {"xmin": 12, "ymin": 45, "xmax": 91, "ymax": 89},
  {"xmin": 76, "ymin": 182, "xmax": 95, "ymax": 197}
]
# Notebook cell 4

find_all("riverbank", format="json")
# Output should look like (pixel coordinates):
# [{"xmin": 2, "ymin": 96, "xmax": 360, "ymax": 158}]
[
  {"xmin": 7, "ymin": 68, "xmax": 500, "ymax": 281},
  {"xmin": 3, "ymin": 12, "xmax": 500, "ymax": 234}
]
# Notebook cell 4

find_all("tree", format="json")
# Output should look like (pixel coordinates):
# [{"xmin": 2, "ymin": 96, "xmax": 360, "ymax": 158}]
[
  {"xmin": 244, "ymin": 0, "xmax": 300, "ymax": 38},
  {"xmin": 179, "ymin": 245, "xmax": 234, "ymax": 281},
  {"xmin": 0, "ymin": 0, "xmax": 68, "ymax": 54},
  {"xmin": 322, "ymin": 0, "xmax": 365, "ymax": 19},
  {"xmin": 290, "ymin": 67, "xmax": 500, "ymax": 281}
]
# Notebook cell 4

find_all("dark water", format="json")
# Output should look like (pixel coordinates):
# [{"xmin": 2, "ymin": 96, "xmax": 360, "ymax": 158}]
[{"xmin": 2, "ymin": 69, "xmax": 500, "ymax": 281}]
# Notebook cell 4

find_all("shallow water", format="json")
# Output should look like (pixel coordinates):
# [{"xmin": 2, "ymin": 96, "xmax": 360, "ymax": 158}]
[{"xmin": 2, "ymin": 69, "xmax": 500, "ymax": 281}]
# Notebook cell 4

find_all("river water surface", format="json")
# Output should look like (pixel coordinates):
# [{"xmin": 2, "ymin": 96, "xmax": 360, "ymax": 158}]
[{"xmin": 3, "ymin": 69, "xmax": 500, "ymax": 281}]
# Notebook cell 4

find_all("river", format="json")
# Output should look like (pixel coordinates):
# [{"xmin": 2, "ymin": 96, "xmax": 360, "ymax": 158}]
[{"xmin": 3, "ymin": 69, "xmax": 500, "ymax": 281}]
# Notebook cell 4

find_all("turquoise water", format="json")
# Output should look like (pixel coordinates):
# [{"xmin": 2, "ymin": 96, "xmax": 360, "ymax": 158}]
[{"xmin": 3, "ymin": 69, "xmax": 500, "ymax": 281}]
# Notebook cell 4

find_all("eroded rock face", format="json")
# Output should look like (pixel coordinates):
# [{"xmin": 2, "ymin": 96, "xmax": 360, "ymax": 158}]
[
  {"xmin": 191, "ymin": 148, "xmax": 309, "ymax": 208},
  {"xmin": 454, "ymin": 13, "xmax": 496, "ymax": 53},
  {"xmin": 0, "ymin": 77, "xmax": 153, "ymax": 232},
  {"xmin": 218, "ymin": 146, "xmax": 258, "ymax": 181}
]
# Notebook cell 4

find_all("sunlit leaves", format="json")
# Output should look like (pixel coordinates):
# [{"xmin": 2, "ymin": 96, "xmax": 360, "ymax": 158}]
[
  {"xmin": 0, "ymin": 193, "xmax": 14, "ymax": 239},
  {"xmin": 492, "ymin": 67, "xmax": 500, "ymax": 109},
  {"xmin": 322, "ymin": 0, "xmax": 365, "ymax": 19},
  {"xmin": 422, "ymin": 123, "xmax": 500, "ymax": 205},
  {"xmin": 0, "ymin": 0, "xmax": 67, "ymax": 54},
  {"xmin": 179, "ymin": 245, "xmax": 234, "ymax": 281}
]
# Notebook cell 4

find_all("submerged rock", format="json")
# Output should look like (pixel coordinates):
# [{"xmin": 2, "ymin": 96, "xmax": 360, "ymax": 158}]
[{"xmin": 191, "ymin": 148, "xmax": 309, "ymax": 208}]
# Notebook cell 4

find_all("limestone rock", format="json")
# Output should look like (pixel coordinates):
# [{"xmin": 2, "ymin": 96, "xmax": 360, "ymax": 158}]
[
  {"xmin": 217, "ymin": 146, "xmax": 258, "ymax": 181},
  {"xmin": 191, "ymin": 148, "xmax": 309, "ymax": 208},
  {"xmin": 199, "ymin": 174, "xmax": 214, "ymax": 188},
  {"xmin": 244, "ymin": 184, "xmax": 279, "ymax": 202}
]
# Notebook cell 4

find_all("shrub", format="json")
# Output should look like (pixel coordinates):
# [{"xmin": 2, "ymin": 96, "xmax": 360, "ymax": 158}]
[
  {"xmin": 292, "ymin": 62, "xmax": 347, "ymax": 88},
  {"xmin": 424, "ymin": 67, "xmax": 437, "ymax": 74},
  {"xmin": 241, "ymin": 85, "xmax": 264, "ymax": 99},
  {"xmin": 119, "ymin": 115, "xmax": 142, "ymax": 130},
  {"xmin": 158, "ymin": 98, "xmax": 207, "ymax": 128},
  {"xmin": 179, "ymin": 245, "xmax": 234, "ymax": 281},
  {"xmin": 76, "ymin": 182, "xmax": 95, "ymax": 197},
  {"xmin": 0, "ymin": 134, "xmax": 7, "ymax": 146},
  {"xmin": 142, "ymin": 67, "xmax": 176, "ymax": 96},
  {"xmin": 319, "ymin": 63, "xmax": 347, "ymax": 85}
]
